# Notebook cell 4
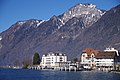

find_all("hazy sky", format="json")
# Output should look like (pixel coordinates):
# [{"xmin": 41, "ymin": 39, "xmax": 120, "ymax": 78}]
[{"xmin": 0, "ymin": 0, "xmax": 120, "ymax": 32}]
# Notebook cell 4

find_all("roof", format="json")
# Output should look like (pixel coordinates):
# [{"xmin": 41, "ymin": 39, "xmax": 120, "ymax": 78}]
[
  {"xmin": 82, "ymin": 48, "xmax": 99, "ymax": 57},
  {"xmin": 43, "ymin": 52, "xmax": 66, "ymax": 56},
  {"xmin": 81, "ymin": 48, "xmax": 119, "ymax": 59},
  {"xmin": 96, "ymin": 51, "xmax": 116, "ymax": 59}
]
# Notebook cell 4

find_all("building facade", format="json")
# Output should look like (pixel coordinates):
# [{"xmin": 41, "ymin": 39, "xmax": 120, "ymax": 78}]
[
  {"xmin": 96, "ymin": 51, "xmax": 116, "ymax": 71},
  {"xmin": 81, "ymin": 47, "xmax": 120, "ymax": 71},
  {"xmin": 80, "ymin": 48, "xmax": 98, "ymax": 69},
  {"xmin": 40, "ymin": 52, "xmax": 67, "ymax": 69}
]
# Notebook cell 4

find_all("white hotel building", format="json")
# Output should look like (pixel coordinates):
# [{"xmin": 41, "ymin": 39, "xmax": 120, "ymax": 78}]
[{"xmin": 40, "ymin": 52, "xmax": 67, "ymax": 69}]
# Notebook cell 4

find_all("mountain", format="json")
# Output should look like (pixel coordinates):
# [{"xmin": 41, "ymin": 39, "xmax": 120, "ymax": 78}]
[
  {"xmin": 0, "ymin": 3, "xmax": 109, "ymax": 66},
  {"xmin": 59, "ymin": 4, "xmax": 105, "ymax": 27},
  {"xmin": 77, "ymin": 4, "xmax": 120, "ymax": 50}
]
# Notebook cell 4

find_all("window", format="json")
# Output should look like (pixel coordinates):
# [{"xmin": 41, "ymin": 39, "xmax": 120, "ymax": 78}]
[
  {"xmin": 60, "ymin": 57, "xmax": 63, "ymax": 59},
  {"xmin": 60, "ymin": 57, "xmax": 63, "ymax": 62},
  {"xmin": 97, "ymin": 63, "xmax": 99, "ymax": 65},
  {"xmin": 60, "ymin": 60, "xmax": 63, "ymax": 62},
  {"xmin": 83, "ymin": 55, "xmax": 85, "ymax": 57},
  {"xmin": 92, "ymin": 55, "xmax": 94, "ymax": 57},
  {"xmin": 91, "ymin": 59, "xmax": 94, "ymax": 62}
]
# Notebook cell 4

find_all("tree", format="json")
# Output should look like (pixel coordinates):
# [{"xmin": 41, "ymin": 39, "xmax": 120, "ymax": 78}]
[
  {"xmin": 22, "ymin": 64, "xmax": 29, "ymax": 69},
  {"xmin": 33, "ymin": 52, "xmax": 40, "ymax": 65},
  {"xmin": 22, "ymin": 58, "xmax": 31, "ymax": 69}
]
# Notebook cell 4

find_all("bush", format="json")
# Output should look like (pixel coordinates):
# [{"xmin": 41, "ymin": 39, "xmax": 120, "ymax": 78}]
[{"xmin": 22, "ymin": 64, "xmax": 29, "ymax": 69}]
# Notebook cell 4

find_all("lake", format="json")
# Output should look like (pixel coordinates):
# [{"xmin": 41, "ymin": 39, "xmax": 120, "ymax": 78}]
[{"xmin": 0, "ymin": 68, "xmax": 120, "ymax": 80}]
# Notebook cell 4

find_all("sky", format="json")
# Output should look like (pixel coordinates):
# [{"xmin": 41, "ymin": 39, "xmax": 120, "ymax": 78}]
[{"xmin": 0, "ymin": 0, "xmax": 120, "ymax": 32}]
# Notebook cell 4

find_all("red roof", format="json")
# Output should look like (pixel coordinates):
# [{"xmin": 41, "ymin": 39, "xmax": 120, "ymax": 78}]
[{"xmin": 82, "ymin": 48, "xmax": 99, "ymax": 57}]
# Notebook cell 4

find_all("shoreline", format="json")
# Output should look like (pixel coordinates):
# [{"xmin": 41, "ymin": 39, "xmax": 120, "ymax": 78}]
[
  {"xmin": 1, "ymin": 67, "xmax": 120, "ymax": 74},
  {"xmin": 110, "ymin": 71, "xmax": 120, "ymax": 74}
]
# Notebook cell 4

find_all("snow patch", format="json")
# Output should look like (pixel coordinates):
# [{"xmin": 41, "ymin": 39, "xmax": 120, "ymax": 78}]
[
  {"xmin": 58, "ymin": 26, "xmax": 61, "ymax": 29},
  {"xmin": 0, "ymin": 36, "xmax": 2, "ymax": 40},
  {"xmin": 37, "ymin": 20, "xmax": 45, "ymax": 26},
  {"xmin": 92, "ymin": 14, "xmax": 95, "ymax": 17},
  {"xmin": 59, "ymin": 18, "xmax": 65, "ymax": 25},
  {"xmin": 61, "ymin": 36, "xmax": 68, "ymax": 39},
  {"xmin": 82, "ymin": 11, "xmax": 89, "ymax": 14},
  {"xmin": 72, "ymin": 14, "xmax": 75, "ymax": 17},
  {"xmin": 36, "ymin": 20, "xmax": 39, "ymax": 23},
  {"xmin": 18, "ymin": 21, "xmax": 25, "ymax": 26},
  {"xmin": 88, "ymin": 4, "xmax": 96, "ymax": 8},
  {"xmin": 61, "ymin": 36, "xmax": 64, "ymax": 39}
]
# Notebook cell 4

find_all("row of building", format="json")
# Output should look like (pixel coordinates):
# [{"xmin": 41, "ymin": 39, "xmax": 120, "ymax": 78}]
[
  {"xmin": 39, "ymin": 47, "xmax": 120, "ymax": 71},
  {"xmin": 81, "ymin": 48, "xmax": 120, "ymax": 71}
]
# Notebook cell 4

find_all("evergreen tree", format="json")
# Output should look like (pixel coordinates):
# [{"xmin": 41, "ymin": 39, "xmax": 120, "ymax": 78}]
[{"xmin": 33, "ymin": 52, "xmax": 40, "ymax": 65}]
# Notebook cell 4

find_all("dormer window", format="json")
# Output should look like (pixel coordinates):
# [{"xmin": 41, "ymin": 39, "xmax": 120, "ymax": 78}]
[
  {"xmin": 91, "ymin": 53, "xmax": 95, "ymax": 58},
  {"xmin": 83, "ymin": 55, "xmax": 85, "ymax": 57},
  {"xmin": 92, "ymin": 55, "xmax": 94, "ymax": 57}
]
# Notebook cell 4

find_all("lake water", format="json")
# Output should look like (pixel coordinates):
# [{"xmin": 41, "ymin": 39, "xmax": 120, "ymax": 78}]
[{"xmin": 0, "ymin": 68, "xmax": 120, "ymax": 80}]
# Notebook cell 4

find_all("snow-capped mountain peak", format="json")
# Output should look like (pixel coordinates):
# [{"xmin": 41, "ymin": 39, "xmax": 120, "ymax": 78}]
[{"xmin": 60, "ymin": 4, "xmax": 105, "ymax": 27}]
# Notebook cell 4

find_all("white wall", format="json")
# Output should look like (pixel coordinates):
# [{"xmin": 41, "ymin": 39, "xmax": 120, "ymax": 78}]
[
  {"xmin": 96, "ymin": 59, "xmax": 114, "ymax": 66},
  {"xmin": 41, "ymin": 53, "xmax": 67, "ymax": 68}
]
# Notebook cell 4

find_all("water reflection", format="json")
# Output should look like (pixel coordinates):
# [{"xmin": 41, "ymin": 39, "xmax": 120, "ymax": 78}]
[{"xmin": 0, "ymin": 69, "xmax": 120, "ymax": 80}]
